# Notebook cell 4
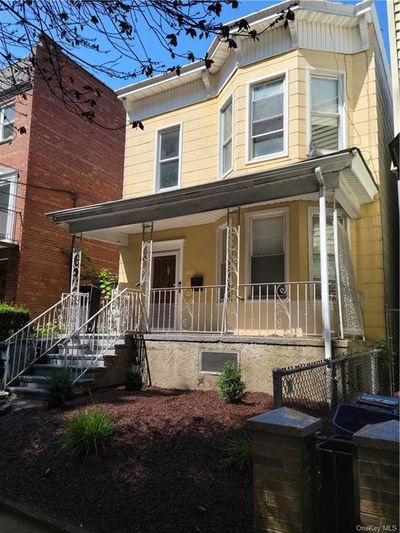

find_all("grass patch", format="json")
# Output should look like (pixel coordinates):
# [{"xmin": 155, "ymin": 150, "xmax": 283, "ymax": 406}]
[
  {"xmin": 223, "ymin": 433, "xmax": 253, "ymax": 470},
  {"xmin": 59, "ymin": 410, "xmax": 116, "ymax": 459}
]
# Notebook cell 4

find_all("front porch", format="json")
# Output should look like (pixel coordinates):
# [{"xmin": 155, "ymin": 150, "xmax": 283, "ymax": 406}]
[{"xmin": 48, "ymin": 149, "xmax": 378, "ymax": 352}]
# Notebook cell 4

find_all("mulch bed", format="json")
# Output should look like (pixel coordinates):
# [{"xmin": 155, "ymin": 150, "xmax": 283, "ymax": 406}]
[{"xmin": 0, "ymin": 387, "xmax": 273, "ymax": 533}]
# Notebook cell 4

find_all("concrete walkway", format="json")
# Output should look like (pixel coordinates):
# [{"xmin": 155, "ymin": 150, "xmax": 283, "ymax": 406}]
[{"xmin": 0, "ymin": 507, "xmax": 55, "ymax": 533}]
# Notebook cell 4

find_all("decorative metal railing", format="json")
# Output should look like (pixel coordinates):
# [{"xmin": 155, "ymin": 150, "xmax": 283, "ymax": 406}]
[
  {"xmin": 0, "ymin": 206, "xmax": 19, "ymax": 243},
  {"xmin": 2, "ymin": 292, "xmax": 89, "ymax": 388},
  {"xmin": 59, "ymin": 288, "xmax": 143, "ymax": 384},
  {"xmin": 148, "ymin": 281, "xmax": 337, "ymax": 337}
]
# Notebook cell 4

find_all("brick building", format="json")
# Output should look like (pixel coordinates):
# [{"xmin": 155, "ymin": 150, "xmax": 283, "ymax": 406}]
[{"xmin": 0, "ymin": 40, "xmax": 125, "ymax": 315}]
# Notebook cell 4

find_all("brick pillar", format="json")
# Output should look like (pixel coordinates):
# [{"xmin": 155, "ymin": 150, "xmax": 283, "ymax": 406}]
[
  {"xmin": 353, "ymin": 420, "xmax": 399, "ymax": 529},
  {"xmin": 247, "ymin": 407, "xmax": 321, "ymax": 533}
]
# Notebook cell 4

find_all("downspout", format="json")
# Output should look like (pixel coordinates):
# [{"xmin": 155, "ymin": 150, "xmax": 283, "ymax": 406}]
[{"xmin": 315, "ymin": 167, "xmax": 332, "ymax": 360}]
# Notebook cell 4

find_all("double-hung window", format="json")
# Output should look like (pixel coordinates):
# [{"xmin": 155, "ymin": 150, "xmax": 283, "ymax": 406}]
[
  {"xmin": 250, "ymin": 77, "xmax": 285, "ymax": 160},
  {"xmin": 309, "ymin": 209, "xmax": 345, "ymax": 281},
  {"xmin": 220, "ymin": 98, "xmax": 233, "ymax": 176},
  {"xmin": 250, "ymin": 214, "xmax": 286, "ymax": 295},
  {"xmin": 310, "ymin": 75, "xmax": 343, "ymax": 152},
  {"xmin": 0, "ymin": 104, "xmax": 15, "ymax": 142},
  {"xmin": 156, "ymin": 125, "xmax": 181, "ymax": 191}
]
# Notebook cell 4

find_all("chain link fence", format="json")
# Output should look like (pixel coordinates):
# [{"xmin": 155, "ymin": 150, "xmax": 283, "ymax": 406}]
[{"xmin": 273, "ymin": 349, "xmax": 393, "ymax": 422}]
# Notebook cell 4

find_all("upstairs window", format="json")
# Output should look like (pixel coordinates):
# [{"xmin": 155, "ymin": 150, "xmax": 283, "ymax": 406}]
[
  {"xmin": 310, "ymin": 75, "xmax": 343, "ymax": 153},
  {"xmin": 250, "ymin": 77, "xmax": 285, "ymax": 160},
  {"xmin": 0, "ymin": 104, "xmax": 15, "ymax": 142},
  {"xmin": 156, "ymin": 125, "xmax": 181, "ymax": 191},
  {"xmin": 220, "ymin": 98, "xmax": 233, "ymax": 177}
]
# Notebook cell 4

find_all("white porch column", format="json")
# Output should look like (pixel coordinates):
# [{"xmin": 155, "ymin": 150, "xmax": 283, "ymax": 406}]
[
  {"xmin": 333, "ymin": 202, "xmax": 344, "ymax": 339},
  {"xmin": 140, "ymin": 222, "xmax": 153, "ymax": 331},
  {"xmin": 222, "ymin": 208, "xmax": 240, "ymax": 333},
  {"xmin": 315, "ymin": 168, "xmax": 332, "ymax": 360}
]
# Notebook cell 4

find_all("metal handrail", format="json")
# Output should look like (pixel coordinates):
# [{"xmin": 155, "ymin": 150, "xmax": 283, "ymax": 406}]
[
  {"xmin": 59, "ymin": 288, "xmax": 145, "ymax": 384},
  {"xmin": 3, "ymin": 292, "xmax": 89, "ymax": 388}
]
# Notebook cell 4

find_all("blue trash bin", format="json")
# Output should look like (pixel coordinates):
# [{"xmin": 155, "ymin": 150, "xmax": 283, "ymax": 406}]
[{"xmin": 333, "ymin": 403, "xmax": 399, "ymax": 436}]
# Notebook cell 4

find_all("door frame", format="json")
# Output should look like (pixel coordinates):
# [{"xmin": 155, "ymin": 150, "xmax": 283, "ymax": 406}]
[
  {"xmin": 151, "ymin": 239, "xmax": 184, "ymax": 289},
  {"xmin": 151, "ymin": 239, "xmax": 184, "ymax": 331}
]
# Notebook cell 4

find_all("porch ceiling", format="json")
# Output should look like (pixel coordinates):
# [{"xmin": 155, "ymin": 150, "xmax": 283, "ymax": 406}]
[{"xmin": 47, "ymin": 149, "xmax": 378, "ymax": 245}]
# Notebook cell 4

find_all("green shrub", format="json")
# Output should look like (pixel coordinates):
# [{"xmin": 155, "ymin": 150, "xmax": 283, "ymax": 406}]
[
  {"xmin": 126, "ymin": 364, "xmax": 143, "ymax": 391},
  {"xmin": 223, "ymin": 433, "xmax": 253, "ymax": 470},
  {"xmin": 97, "ymin": 268, "xmax": 118, "ymax": 300},
  {"xmin": 59, "ymin": 410, "xmax": 116, "ymax": 459},
  {"xmin": 44, "ymin": 369, "xmax": 75, "ymax": 408},
  {"xmin": 35, "ymin": 321, "xmax": 64, "ymax": 339},
  {"xmin": 217, "ymin": 361, "xmax": 246, "ymax": 403},
  {"xmin": 0, "ymin": 303, "xmax": 30, "ymax": 339}
]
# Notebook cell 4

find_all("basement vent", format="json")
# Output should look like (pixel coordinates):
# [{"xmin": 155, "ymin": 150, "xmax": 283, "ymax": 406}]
[{"xmin": 200, "ymin": 350, "xmax": 239, "ymax": 374}]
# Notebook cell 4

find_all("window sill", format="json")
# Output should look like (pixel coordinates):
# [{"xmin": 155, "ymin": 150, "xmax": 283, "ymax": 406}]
[
  {"xmin": 245, "ymin": 150, "xmax": 289, "ymax": 165},
  {"xmin": 218, "ymin": 168, "xmax": 234, "ymax": 180},
  {"xmin": 155, "ymin": 184, "xmax": 181, "ymax": 194},
  {"xmin": 0, "ymin": 138, "xmax": 13, "ymax": 146}
]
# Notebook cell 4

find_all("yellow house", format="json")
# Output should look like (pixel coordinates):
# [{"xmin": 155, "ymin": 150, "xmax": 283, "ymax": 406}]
[{"xmin": 48, "ymin": 0, "xmax": 397, "ymax": 392}]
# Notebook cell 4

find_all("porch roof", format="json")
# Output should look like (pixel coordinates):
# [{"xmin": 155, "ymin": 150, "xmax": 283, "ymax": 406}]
[{"xmin": 47, "ymin": 149, "xmax": 378, "ymax": 245}]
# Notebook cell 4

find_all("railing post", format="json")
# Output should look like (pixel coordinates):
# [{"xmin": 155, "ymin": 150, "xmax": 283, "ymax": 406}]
[
  {"xmin": 222, "ymin": 208, "xmax": 240, "ymax": 333},
  {"xmin": 272, "ymin": 368, "xmax": 283, "ymax": 408},
  {"xmin": 247, "ymin": 408, "xmax": 322, "ymax": 533}
]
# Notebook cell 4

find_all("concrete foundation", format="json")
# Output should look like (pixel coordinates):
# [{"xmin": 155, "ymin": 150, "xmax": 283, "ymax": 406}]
[{"xmin": 143, "ymin": 334, "xmax": 348, "ymax": 394}]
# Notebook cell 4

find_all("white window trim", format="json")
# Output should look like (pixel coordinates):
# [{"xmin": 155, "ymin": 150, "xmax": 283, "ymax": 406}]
[
  {"xmin": 307, "ymin": 206, "xmax": 347, "ymax": 281},
  {"xmin": 218, "ymin": 94, "xmax": 234, "ymax": 179},
  {"xmin": 154, "ymin": 122, "xmax": 183, "ymax": 193},
  {"xmin": 245, "ymin": 70, "xmax": 289, "ymax": 165},
  {"xmin": 306, "ymin": 68, "xmax": 347, "ymax": 155},
  {"xmin": 0, "ymin": 103, "xmax": 15, "ymax": 143},
  {"xmin": 245, "ymin": 207, "xmax": 289, "ymax": 285},
  {"xmin": 0, "ymin": 170, "xmax": 18, "ymax": 242}
]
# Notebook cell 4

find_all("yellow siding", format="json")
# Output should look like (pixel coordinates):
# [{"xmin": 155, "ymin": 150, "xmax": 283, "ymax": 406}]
[{"xmin": 121, "ymin": 46, "xmax": 390, "ymax": 341}]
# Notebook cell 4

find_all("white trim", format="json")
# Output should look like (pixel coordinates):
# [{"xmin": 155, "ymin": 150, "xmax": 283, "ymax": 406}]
[
  {"xmin": 306, "ymin": 68, "xmax": 347, "ymax": 155},
  {"xmin": 245, "ymin": 70, "xmax": 289, "ymax": 165},
  {"xmin": 307, "ymin": 206, "xmax": 346, "ymax": 281},
  {"xmin": 244, "ymin": 207, "xmax": 289, "ymax": 285},
  {"xmin": 0, "ymin": 170, "xmax": 18, "ymax": 242},
  {"xmin": 0, "ymin": 103, "xmax": 15, "ymax": 143},
  {"xmin": 218, "ymin": 93, "xmax": 234, "ymax": 179},
  {"xmin": 154, "ymin": 122, "xmax": 183, "ymax": 193}
]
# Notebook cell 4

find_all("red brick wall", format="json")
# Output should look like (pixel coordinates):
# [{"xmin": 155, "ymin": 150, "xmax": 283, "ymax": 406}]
[{"xmin": 1, "ymin": 44, "xmax": 125, "ymax": 315}]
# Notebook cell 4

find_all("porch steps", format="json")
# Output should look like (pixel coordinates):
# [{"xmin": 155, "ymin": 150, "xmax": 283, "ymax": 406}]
[{"xmin": 5, "ymin": 334, "xmax": 124, "ymax": 400}]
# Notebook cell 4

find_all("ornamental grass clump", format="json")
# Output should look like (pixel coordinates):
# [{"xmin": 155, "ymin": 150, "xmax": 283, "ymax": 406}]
[
  {"xmin": 217, "ymin": 360, "xmax": 246, "ymax": 403},
  {"xmin": 223, "ymin": 433, "xmax": 253, "ymax": 470},
  {"xmin": 125, "ymin": 364, "xmax": 143, "ymax": 391},
  {"xmin": 44, "ymin": 369, "xmax": 75, "ymax": 408},
  {"xmin": 59, "ymin": 410, "xmax": 116, "ymax": 459}
]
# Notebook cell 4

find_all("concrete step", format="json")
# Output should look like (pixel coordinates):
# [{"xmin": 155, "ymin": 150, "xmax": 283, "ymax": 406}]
[
  {"xmin": 31, "ymin": 364, "xmax": 106, "ymax": 380},
  {"xmin": 19, "ymin": 375, "xmax": 95, "ymax": 388},
  {"xmin": 45, "ymin": 354, "xmax": 107, "ymax": 367},
  {"xmin": 6, "ymin": 386, "xmax": 47, "ymax": 398}
]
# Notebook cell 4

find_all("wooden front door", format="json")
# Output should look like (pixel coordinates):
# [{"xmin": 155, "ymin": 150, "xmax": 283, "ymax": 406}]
[{"xmin": 151, "ymin": 254, "xmax": 177, "ymax": 329}]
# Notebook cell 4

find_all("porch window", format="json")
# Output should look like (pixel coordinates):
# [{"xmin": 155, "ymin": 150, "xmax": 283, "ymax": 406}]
[
  {"xmin": 310, "ymin": 75, "xmax": 343, "ymax": 152},
  {"xmin": 156, "ymin": 125, "xmax": 181, "ymax": 191},
  {"xmin": 250, "ymin": 77, "xmax": 285, "ymax": 159},
  {"xmin": 220, "ymin": 98, "xmax": 233, "ymax": 176},
  {"xmin": 0, "ymin": 104, "xmax": 15, "ymax": 142},
  {"xmin": 310, "ymin": 212, "xmax": 344, "ymax": 281},
  {"xmin": 250, "ymin": 215, "xmax": 285, "ymax": 290}
]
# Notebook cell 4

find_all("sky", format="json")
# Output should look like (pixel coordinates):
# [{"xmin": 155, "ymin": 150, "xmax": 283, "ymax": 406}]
[{"xmin": 99, "ymin": 0, "xmax": 391, "ymax": 90}]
